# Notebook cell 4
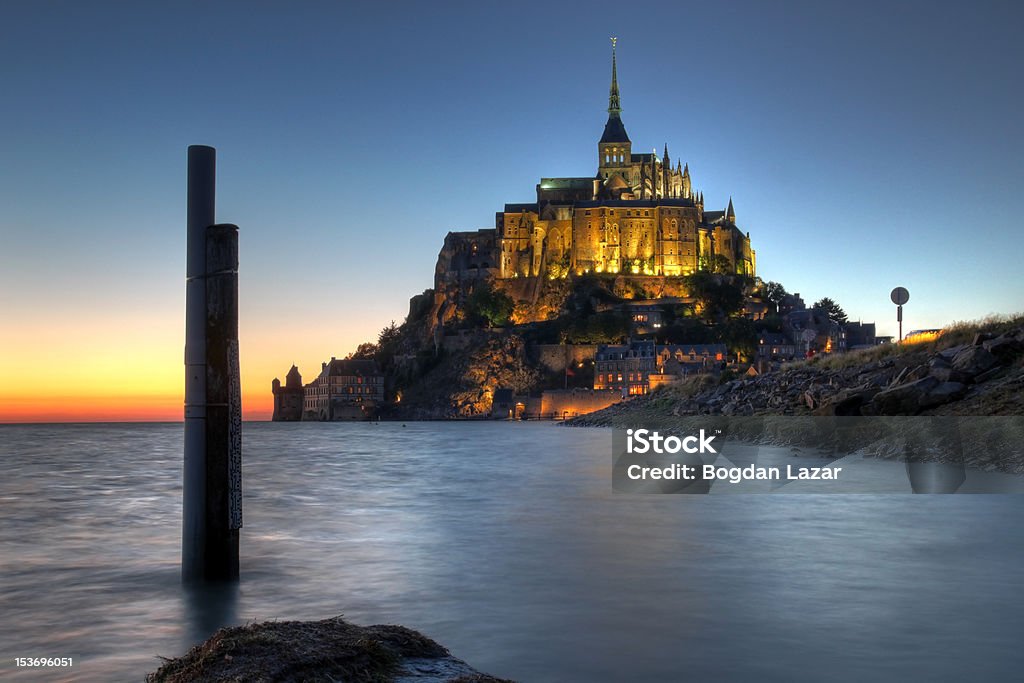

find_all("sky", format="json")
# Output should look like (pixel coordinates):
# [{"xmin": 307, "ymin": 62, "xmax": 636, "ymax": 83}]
[{"xmin": 2, "ymin": 0, "xmax": 1022, "ymax": 422}]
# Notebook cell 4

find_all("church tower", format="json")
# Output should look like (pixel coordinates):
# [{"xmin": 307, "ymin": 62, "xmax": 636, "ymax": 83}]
[{"xmin": 597, "ymin": 38, "xmax": 631, "ymax": 182}]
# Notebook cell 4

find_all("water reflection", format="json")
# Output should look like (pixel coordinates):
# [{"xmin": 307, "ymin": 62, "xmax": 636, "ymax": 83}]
[{"xmin": 182, "ymin": 581, "xmax": 239, "ymax": 651}]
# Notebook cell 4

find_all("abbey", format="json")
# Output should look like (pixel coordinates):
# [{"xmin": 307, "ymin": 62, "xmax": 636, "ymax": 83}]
[{"xmin": 441, "ymin": 40, "xmax": 755, "ymax": 284}]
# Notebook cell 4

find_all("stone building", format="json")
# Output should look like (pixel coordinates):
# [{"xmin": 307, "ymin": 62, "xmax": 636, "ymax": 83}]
[
  {"xmin": 844, "ymin": 322, "xmax": 879, "ymax": 350},
  {"xmin": 757, "ymin": 333, "xmax": 799, "ymax": 363},
  {"xmin": 595, "ymin": 340, "xmax": 730, "ymax": 396},
  {"xmin": 786, "ymin": 309, "xmax": 846, "ymax": 356},
  {"xmin": 624, "ymin": 303, "xmax": 665, "ymax": 334},
  {"xmin": 655, "ymin": 343, "xmax": 728, "ymax": 374},
  {"xmin": 271, "ymin": 365, "xmax": 304, "ymax": 421},
  {"xmin": 648, "ymin": 343, "xmax": 729, "ymax": 389},
  {"xmin": 438, "ymin": 40, "xmax": 755, "ymax": 289},
  {"xmin": 301, "ymin": 358, "xmax": 385, "ymax": 421},
  {"xmin": 594, "ymin": 339, "xmax": 657, "ymax": 396}
]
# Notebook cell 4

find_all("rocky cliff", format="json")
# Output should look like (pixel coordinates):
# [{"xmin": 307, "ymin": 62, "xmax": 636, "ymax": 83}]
[{"xmin": 392, "ymin": 331, "xmax": 544, "ymax": 419}]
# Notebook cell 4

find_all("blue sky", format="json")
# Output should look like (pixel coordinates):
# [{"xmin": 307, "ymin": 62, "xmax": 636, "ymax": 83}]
[{"xmin": 2, "ymin": 0, "xmax": 1022, "ymax": 415}]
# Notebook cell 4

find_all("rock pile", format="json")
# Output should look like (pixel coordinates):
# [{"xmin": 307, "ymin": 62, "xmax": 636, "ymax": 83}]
[{"xmin": 572, "ymin": 326, "xmax": 1024, "ymax": 424}]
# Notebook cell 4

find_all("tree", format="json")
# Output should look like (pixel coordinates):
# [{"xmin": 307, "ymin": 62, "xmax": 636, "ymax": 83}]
[
  {"xmin": 349, "ymin": 342, "xmax": 377, "ymax": 360},
  {"xmin": 716, "ymin": 318, "xmax": 758, "ymax": 361},
  {"xmin": 709, "ymin": 254, "xmax": 733, "ymax": 275},
  {"xmin": 375, "ymin": 320, "xmax": 402, "ymax": 367},
  {"xmin": 762, "ymin": 281, "xmax": 788, "ymax": 313},
  {"xmin": 377, "ymin": 320, "xmax": 401, "ymax": 347},
  {"xmin": 561, "ymin": 311, "xmax": 631, "ymax": 344},
  {"xmin": 685, "ymin": 271, "xmax": 745, "ymax": 323},
  {"xmin": 467, "ymin": 281, "xmax": 515, "ymax": 327},
  {"xmin": 756, "ymin": 313, "xmax": 785, "ymax": 334},
  {"xmin": 661, "ymin": 317, "xmax": 712, "ymax": 345},
  {"xmin": 349, "ymin": 320, "xmax": 403, "ymax": 368},
  {"xmin": 813, "ymin": 297, "xmax": 848, "ymax": 325},
  {"xmin": 546, "ymin": 253, "xmax": 571, "ymax": 280}
]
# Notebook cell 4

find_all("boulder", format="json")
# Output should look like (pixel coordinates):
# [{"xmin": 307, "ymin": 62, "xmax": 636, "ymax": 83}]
[
  {"xmin": 870, "ymin": 371, "xmax": 896, "ymax": 388},
  {"xmin": 929, "ymin": 365, "xmax": 970, "ymax": 384},
  {"xmin": 982, "ymin": 335, "xmax": 1023, "ymax": 363},
  {"xmin": 951, "ymin": 346, "xmax": 1000, "ymax": 379},
  {"xmin": 832, "ymin": 393, "xmax": 867, "ymax": 416},
  {"xmin": 872, "ymin": 377, "xmax": 969, "ymax": 415},
  {"xmin": 973, "ymin": 366, "xmax": 1008, "ymax": 384},
  {"xmin": 904, "ymin": 364, "xmax": 930, "ymax": 383},
  {"xmin": 871, "ymin": 376, "xmax": 939, "ymax": 415},
  {"xmin": 145, "ymin": 616, "xmax": 512, "ymax": 683},
  {"xmin": 937, "ymin": 344, "xmax": 968, "ymax": 362},
  {"xmin": 920, "ymin": 381, "xmax": 968, "ymax": 409},
  {"xmin": 889, "ymin": 366, "xmax": 910, "ymax": 386}
]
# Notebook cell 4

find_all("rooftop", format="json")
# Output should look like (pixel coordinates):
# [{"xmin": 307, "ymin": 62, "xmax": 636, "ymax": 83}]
[{"xmin": 599, "ymin": 114, "xmax": 630, "ymax": 144}]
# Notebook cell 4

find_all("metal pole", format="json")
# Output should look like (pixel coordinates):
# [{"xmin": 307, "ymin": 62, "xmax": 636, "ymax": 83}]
[
  {"xmin": 183, "ymin": 146, "xmax": 215, "ymax": 582},
  {"xmin": 898, "ymin": 304, "xmax": 903, "ymax": 342}
]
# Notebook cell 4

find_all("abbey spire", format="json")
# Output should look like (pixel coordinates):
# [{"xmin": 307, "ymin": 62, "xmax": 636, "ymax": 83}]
[
  {"xmin": 599, "ymin": 38, "xmax": 630, "ymax": 145},
  {"xmin": 608, "ymin": 37, "xmax": 621, "ymax": 115},
  {"xmin": 598, "ymin": 37, "xmax": 631, "ymax": 181}
]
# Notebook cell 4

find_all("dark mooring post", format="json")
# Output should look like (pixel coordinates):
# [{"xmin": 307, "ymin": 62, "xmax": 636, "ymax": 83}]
[{"xmin": 183, "ymin": 145, "xmax": 242, "ymax": 582}]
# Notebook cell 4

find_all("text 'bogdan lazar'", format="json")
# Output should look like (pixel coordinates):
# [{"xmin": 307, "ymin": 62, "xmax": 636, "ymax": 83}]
[{"xmin": 623, "ymin": 429, "xmax": 843, "ymax": 482}]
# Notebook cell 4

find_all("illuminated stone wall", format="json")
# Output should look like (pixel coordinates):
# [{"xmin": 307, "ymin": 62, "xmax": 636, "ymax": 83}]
[
  {"xmin": 538, "ymin": 388, "xmax": 623, "ymax": 418},
  {"xmin": 495, "ymin": 202, "xmax": 754, "ymax": 281}
]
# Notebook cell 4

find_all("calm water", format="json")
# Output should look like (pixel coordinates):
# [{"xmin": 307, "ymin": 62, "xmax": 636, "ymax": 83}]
[{"xmin": 2, "ymin": 422, "xmax": 1023, "ymax": 682}]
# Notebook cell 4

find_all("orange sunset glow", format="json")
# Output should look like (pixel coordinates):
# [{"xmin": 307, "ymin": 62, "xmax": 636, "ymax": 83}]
[{"xmin": 0, "ymin": 307, "xmax": 389, "ymax": 423}]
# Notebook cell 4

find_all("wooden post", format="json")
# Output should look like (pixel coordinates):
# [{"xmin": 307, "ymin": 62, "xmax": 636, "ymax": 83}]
[
  {"xmin": 183, "ymin": 146, "xmax": 214, "ymax": 582},
  {"xmin": 204, "ymin": 223, "xmax": 241, "ymax": 580},
  {"xmin": 183, "ymin": 146, "xmax": 241, "ymax": 582}
]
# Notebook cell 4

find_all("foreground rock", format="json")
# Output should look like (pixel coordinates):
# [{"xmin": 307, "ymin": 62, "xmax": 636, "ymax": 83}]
[{"xmin": 147, "ymin": 616, "xmax": 513, "ymax": 683}]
